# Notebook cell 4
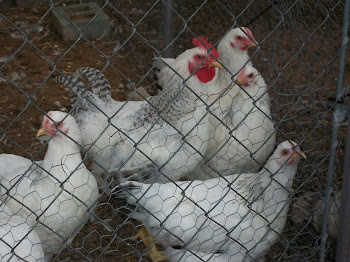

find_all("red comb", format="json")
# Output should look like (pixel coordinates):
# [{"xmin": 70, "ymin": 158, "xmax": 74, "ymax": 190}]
[{"xmin": 192, "ymin": 35, "xmax": 219, "ymax": 59}]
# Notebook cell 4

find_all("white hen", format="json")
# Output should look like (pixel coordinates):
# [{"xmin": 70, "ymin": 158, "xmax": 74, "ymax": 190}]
[
  {"xmin": 55, "ymin": 36, "xmax": 222, "ymax": 186},
  {"xmin": 114, "ymin": 140, "xmax": 306, "ymax": 262},
  {"xmin": 196, "ymin": 65, "xmax": 276, "ymax": 180},
  {"xmin": 0, "ymin": 111, "xmax": 99, "ymax": 259},
  {"xmin": 217, "ymin": 27, "xmax": 256, "ymax": 76},
  {"xmin": 0, "ymin": 203, "xmax": 45, "ymax": 262}
]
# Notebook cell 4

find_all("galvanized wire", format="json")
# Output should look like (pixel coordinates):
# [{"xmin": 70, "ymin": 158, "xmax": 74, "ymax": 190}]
[{"xmin": 0, "ymin": 0, "xmax": 349, "ymax": 261}]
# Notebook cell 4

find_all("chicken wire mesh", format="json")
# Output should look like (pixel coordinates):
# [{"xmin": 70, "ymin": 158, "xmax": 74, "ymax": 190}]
[{"xmin": 0, "ymin": 0, "xmax": 349, "ymax": 261}]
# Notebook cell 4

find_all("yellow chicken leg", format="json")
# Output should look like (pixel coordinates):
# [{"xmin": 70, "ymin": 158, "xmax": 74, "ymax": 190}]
[{"xmin": 133, "ymin": 225, "xmax": 169, "ymax": 262}]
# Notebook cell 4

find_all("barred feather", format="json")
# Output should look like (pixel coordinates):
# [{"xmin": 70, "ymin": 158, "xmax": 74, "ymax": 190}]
[
  {"xmin": 74, "ymin": 67, "xmax": 112, "ymax": 102},
  {"xmin": 54, "ymin": 74, "xmax": 104, "ymax": 117},
  {"xmin": 54, "ymin": 74, "xmax": 85, "ymax": 115}
]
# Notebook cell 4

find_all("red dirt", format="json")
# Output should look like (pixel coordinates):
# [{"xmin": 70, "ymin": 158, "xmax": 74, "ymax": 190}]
[{"xmin": 0, "ymin": 1, "xmax": 349, "ymax": 261}]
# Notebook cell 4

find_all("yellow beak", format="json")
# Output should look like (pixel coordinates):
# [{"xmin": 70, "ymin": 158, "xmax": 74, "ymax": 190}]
[
  {"xmin": 209, "ymin": 61, "xmax": 223, "ymax": 68},
  {"xmin": 292, "ymin": 151, "xmax": 307, "ymax": 160},
  {"xmin": 36, "ymin": 128, "xmax": 50, "ymax": 137},
  {"xmin": 249, "ymin": 41, "xmax": 258, "ymax": 47},
  {"xmin": 235, "ymin": 77, "xmax": 245, "ymax": 85}
]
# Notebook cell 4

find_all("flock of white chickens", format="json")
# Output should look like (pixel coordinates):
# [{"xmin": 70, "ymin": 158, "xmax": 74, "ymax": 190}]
[{"xmin": 0, "ymin": 27, "xmax": 307, "ymax": 262}]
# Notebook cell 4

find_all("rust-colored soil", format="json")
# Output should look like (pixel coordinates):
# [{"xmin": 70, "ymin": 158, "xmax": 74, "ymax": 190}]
[{"xmin": 1, "ymin": 1, "xmax": 349, "ymax": 261}]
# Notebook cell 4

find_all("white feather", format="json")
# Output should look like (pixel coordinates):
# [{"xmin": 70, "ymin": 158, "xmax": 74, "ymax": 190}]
[
  {"xmin": 199, "ymin": 65, "xmax": 276, "ymax": 179},
  {"xmin": 0, "ymin": 112, "xmax": 99, "ymax": 258},
  {"xmin": 0, "ymin": 203, "xmax": 45, "ymax": 262}
]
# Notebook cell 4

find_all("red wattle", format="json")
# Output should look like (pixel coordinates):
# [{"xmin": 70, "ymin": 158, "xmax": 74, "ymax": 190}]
[
  {"xmin": 189, "ymin": 63, "xmax": 216, "ymax": 83},
  {"xmin": 196, "ymin": 67, "xmax": 216, "ymax": 83},
  {"xmin": 240, "ymin": 44, "xmax": 249, "ymax": 51}
]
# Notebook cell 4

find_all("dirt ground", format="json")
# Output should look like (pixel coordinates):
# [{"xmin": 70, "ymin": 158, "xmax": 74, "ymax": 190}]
[{"xmin": 0, "ymin": 0, "xmax": 349, "ymax": 261}]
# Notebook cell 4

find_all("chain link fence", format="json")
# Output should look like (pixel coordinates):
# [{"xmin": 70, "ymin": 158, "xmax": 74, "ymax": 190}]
[{"xmin": 0, "ymin": 0, "xmax": 349, "ymax": 261}]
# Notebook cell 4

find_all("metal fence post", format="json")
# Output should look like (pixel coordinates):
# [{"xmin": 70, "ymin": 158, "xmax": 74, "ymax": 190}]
[
  {"xmin": 161, "ymin": 0, "xmax": 174, "ymax": 57},
  {"xmin": 334, "ymin": 5, "xmax": 350, "ymax": 261},
  {"xmin": 320, "ymin": 0, "xmax": 350, "ymax": 261},
  {"xmin": 336, "ymin": 116, "xmax": 350, "ymax": 262}
]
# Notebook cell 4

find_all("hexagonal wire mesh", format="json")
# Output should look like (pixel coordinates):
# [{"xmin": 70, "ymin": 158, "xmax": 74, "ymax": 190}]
[{"xmin": 0, "ymin": 0, "xmax": 349, "ymax": 261}]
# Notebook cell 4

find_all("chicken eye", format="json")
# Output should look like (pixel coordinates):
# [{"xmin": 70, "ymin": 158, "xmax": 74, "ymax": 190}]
[
  {"xmin": 196, "ymin": 55, "xmax": 202, "ymax": 60},
  {"xmin": 248, "ymin": 73, "xmax": 254, "ymax": 78},
  {"xmin": 237, "ymin": 36, "xmax": 243, "ymax": 40},
  {"xmin": 282, "ymin": 149, "xmax": 288, "ymax": 156}
]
